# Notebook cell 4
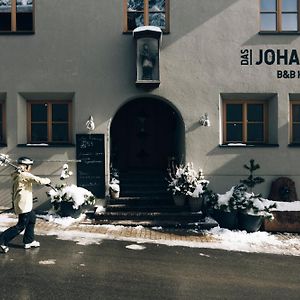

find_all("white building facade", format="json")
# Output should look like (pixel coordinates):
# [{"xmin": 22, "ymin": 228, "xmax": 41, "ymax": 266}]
[{"xmin": 0, "ymin": 0, "xmax": 300, "ymax": 207}]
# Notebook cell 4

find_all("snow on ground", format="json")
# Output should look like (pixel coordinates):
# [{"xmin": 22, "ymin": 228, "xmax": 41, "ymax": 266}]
[{"xmin": 0, "ymin": 213, "xmax": 300, "ymax": 256}]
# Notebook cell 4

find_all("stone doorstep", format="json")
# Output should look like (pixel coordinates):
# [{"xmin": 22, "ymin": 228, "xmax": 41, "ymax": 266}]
[{"xmin": 264, "ymin": 211, "xmax": 300, "ymax": 233}]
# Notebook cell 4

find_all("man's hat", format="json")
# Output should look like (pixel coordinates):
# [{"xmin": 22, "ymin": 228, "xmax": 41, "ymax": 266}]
[{"xmin": 17, "ymin": 157, "xmax": 34, "ymax": 165}]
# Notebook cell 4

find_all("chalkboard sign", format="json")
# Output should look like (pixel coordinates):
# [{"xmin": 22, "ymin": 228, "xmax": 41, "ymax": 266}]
[{"xmin": 76, "ymin": 134, "xmax": 105, "ymax": 198}]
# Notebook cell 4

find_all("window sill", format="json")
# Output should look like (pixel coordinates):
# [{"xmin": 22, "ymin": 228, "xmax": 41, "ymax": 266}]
[
  {"xmin": 0, "ymin": 31, "xmax": 35, "ymax": 35},
  {"xmin": 123, "ymin": 31, "xmax": 170, "ymax": 35},
  {"xmin": 288, "ymin": 143, "xmax": 300, "ymax": 147},
  {"xmin": 18, "ymin": 143, "xmax": 75, "ymax": 148},
  {"xmin": 220, "ymin": 143, "xmax": 279, "ymax": 148},
  {"xmin": 259, "ymin": 31, "xmax": 300, "ymax": 35},
  {"xmin": 0, "ymin": 143, "xmax": 7, "ymax": 147}
]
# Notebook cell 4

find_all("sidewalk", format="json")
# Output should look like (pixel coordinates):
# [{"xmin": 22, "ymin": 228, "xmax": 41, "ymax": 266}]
[{"xmin": 1, "ymin": 207, "xmax": 300, "ymax": 256}]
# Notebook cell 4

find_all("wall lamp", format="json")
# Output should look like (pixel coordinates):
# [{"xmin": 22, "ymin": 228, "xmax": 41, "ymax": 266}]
[
  {"xmin": 86, "ymin": 115, "xmax": 95, "ymax": 131},
  {"xmin": 199, "ymin": 113, "xmax": 210, "ymax": 127}
]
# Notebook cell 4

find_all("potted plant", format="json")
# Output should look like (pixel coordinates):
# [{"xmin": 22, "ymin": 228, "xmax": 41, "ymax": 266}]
[
  {"xmin": 167, "ymin": 163, "xmax": 208, "ymax": 211},
  {"xmin": 208, "ymin": 185, "xmax": 242, "ymax": 230},
  {"xmin": 48, "ymin": 183, "xmax": 96, "ymax": 218},
  {"xmin": 207, "ymin": 159, "xmax": 276, "ymax": 232},
  {"xmin": 166, "ymin": 164, "xmax": 189, "ymax": 206},
  {"xmin": 47, "ymin": 164, "xmax": 96, "ymax": 218},
  {"xmin": 109, "ymin": 167, "xmax": 120, "ymax": 199},
  {"xmin": 238, "ymin": 159, "xmax": 276, "ymax": 232},
  {"xmin": 186, "ymin": 169, "xmax": 209, "ymax": 212}
]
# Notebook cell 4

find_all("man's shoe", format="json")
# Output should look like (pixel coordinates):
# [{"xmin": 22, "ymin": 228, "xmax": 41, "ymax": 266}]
[
  {"xmin": 24, "ymin": 240, "xmax": 40, "ymax": 249},
  {"xmin": 0, "ymin": 244, "xmax": 9, "ymax": 253}
]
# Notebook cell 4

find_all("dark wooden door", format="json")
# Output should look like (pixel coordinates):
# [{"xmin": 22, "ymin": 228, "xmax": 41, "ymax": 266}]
[{"xmin": 111, "ymin": 99, "xmax": 180, "ymax": 171}]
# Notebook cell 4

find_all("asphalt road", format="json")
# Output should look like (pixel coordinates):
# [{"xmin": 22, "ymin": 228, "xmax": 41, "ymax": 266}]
[{"xmin": 0, "ymin": 235, "xmax": 300, "ymax": 300}]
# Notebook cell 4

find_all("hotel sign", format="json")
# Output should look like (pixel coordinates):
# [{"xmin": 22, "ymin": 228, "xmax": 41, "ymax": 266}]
[{"xmin": 241, "ymin": 48, "xmax": 300, "ymax": 78}]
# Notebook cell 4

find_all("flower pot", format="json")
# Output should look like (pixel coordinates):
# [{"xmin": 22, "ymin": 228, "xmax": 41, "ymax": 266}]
[
  {"xmin": 212, "ymin": 210, "xmax": 238, "ymax": 230},
  {"xmin": 238, "ymin": 213, "xmax": 263, "ymax": 232},
  {"xmin": 188, "ymin": 196, "xmax": 203, "ymax": 212},
  {"xmin": 58, "ymin": 202, "xmax": 82, "ymax": 218},
  {"xmin": 173, "ymin": 193, "xmax": 186, "ymax": 206},
  {"xmin": 110, "ymin": 189, "xmax": 120, "ymax": 199}
]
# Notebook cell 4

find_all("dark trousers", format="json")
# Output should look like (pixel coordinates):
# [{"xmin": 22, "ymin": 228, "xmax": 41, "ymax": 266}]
[{"xmin": 0, "ymin": 211, "xmax": 36, "ymax": 245}]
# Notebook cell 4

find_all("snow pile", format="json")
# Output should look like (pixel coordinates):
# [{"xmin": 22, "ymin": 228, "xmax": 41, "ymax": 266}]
[
  {"xmin": 0, "ymin": 213, "xmax": 16, "ymax": 224},
  {"xmin": 37, "ymin": 212, "xmax": 86, "ymax": 227}
]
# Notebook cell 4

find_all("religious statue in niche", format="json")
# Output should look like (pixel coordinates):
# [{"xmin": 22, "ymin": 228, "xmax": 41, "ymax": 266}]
[
  {"xmin": 140, "ymin": 43, "xmax": 156, "ymax": 80},
  {"xmin": 137, "ymin": 38, "xmax": 159, "ymax": 81}
]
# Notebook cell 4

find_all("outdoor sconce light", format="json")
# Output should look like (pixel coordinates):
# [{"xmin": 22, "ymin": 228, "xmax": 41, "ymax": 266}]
[
  {"xmin": 133, "ymin": 26, "xmax": 162, "ymax": 88},
  {"xmin": 199, "ymin": 113, "xmax": 211, "ymax": 127},
  {"xmin": 86, "ymin": 115, "xmax": 95, "ymax": 132}
]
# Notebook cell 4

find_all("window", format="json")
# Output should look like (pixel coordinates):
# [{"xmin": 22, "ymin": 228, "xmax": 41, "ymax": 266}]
[
  {"xmin": 290, "ymin": 101, "xmax": 300, "ymax": 143},
  {"xmin": 260, "ymin": 0, "xmax": 299, "ymax": 32},
  {"xmin": 0, "ymin": 0, "xmax": 34, "ymax": 33},
  {"xmin": 27, "ymin": 101, "xmax": 72, "ymax": 144},
  {"xmin": 124, "ymin": 0, "xmax": 169, "ymax": 33},
  {"xmin": 223, "ymin": 101, "xmax": 268, "ymax": 144},
  {"xmin": 0, "ymin": 102, "xmax": 6, "ymax": 144}
]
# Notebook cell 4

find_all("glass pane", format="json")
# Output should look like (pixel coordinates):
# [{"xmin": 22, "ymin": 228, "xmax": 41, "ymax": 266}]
[
  {"xmin": 149, "ymin": 12, "xmax": 165, "ymax": 28},
  {"xmin": 282, "ymin": 13, "xmax": 298, "ymax": 31},
  {"xmin": 260, "ymin": 0, "xmax": 276, "ymax": 12},
  {"xmin": 247, "ymin": 124, "xmax": 264, "ymax": 142},
  {"xmin": 16, "ymin": 12, "xmax": 33, "ymax": 30},
  {"xmin": 0, "ymin": 13, "xmax": 11, "ymax": 31},
  {"xmin": 0, "ymin": 0, "xmax": 11, "ymax": 12},
  {"xmin": 0, "ymin": 105, "xmax": 2, "ymax": 123},
  {"xmin": 52, "ymin": 124, "xmax": 68, "ymax": 142},
  {"xmin": 31, "ymin": 124, "xmax": 47, "ymax": 142},
  {"xmin": 52, "ymin": 104, "xmax": 68, "ymax": 122},
  {"xmin": 292, "ymin": 104, "xmax": 300, "ymax": 122},
  {"xmin": 247, "ymin": 104, "xmax": 264, "ymax": 122},
  {"xmin": 127, "ymin": 0, "xmax": 144, "ymax": 11},
  {"xmin": 260, "ymin": 13, "xmax": 277, "ymax": 31},
  {"xmin": 31, "ymin": 104, "xmax": 47, "ymax": 122},
  {"xmin": 16, "ymin": 0, "xmax": 33, "ymax": 12},
  {"xmin": 293, "ymin": 124, "xmax": 300, "ymax": 142},
  {"xmin": 282, "ymin": 0, "xmax": 297, "ymax": 12},
  {"xmin": 226, "ymin": 123, "xmax": 243, "ymax": 142},
  {"xmin": 149, "ymin": 0, "xmax": 165, "ymax": 11},
  {"xmin": 226, "ymin": 104, "xmax": 243, "ymax": 122},
  {"xmin": 127, "ymin": 12, "xmax": 144, "ymax": 30}
]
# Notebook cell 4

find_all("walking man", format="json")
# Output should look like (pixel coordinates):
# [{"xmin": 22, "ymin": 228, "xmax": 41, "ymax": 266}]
[{"xmin": 0, "ymin": 157, "xmax": 51, "ymax": 253}]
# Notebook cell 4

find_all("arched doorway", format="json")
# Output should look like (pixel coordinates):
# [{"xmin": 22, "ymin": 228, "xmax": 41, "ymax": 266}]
[{"xmin": 110, "ymin": 97, "xmax": 185, "ymax": 173}]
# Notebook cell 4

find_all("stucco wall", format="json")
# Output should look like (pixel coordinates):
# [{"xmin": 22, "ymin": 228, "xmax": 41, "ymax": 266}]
[{"xmin": 0, "ymin": 0, "xmax": 300, "ymax": 207}]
